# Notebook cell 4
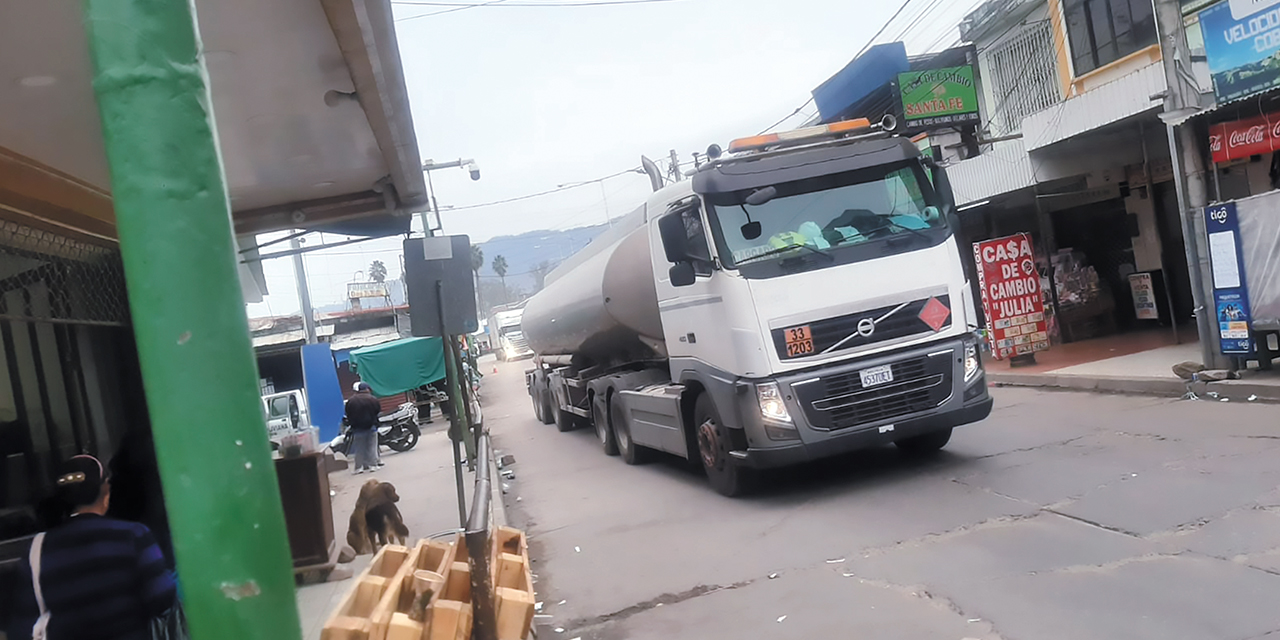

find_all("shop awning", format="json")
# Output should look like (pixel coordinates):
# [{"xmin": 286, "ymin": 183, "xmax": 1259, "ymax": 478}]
[
  {"xmin": 348, "ymin": 337, "xmax": 446, "ymax": 398},
  {"xmin": 0, "ymin": 0, "xmax": 426, "ymax": 242}
]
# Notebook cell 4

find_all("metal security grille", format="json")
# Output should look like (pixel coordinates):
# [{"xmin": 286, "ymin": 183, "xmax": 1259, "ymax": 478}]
[
  {"xmin": 986, "ymin": 21, "xmax": 1060, "ymax": 136},
  {"xmin": 0, "ymin": 220, "xmax": 130, "ymax": 326}
]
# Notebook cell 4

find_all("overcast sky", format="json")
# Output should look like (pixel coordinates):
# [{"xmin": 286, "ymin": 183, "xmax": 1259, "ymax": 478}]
[{"xmin": 245, "ymin": 0, "xmax": 985, "ymax": 318}]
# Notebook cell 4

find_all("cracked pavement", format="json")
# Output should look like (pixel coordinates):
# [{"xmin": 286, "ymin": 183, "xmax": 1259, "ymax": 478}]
[{"xmin": 482, "ymin": 360, "xmax": 1280, "ymax": 640}]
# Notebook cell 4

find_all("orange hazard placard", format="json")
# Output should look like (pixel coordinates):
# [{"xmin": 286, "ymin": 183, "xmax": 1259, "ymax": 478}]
[{"xmin": 973, "ymin": 233, "xmax": 1049, "ymax": 360}]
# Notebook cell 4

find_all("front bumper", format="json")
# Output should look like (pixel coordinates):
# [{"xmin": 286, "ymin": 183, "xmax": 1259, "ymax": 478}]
[{"xmin": 734, "ymin": 336, "xmax": 991, "ymax": 469}]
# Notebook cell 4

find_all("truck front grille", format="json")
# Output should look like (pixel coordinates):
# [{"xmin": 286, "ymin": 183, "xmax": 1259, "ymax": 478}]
[
  {"xmin": 792, "ymin": 351, "xmax": 953, "ymax": 431},
  {"xmin": 771, "ymin": 295, "xmax": 951, "ymax": 361}
]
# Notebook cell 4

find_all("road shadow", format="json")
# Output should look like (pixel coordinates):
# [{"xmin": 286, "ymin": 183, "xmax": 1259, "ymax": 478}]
[{"xmin": 555, "ymin": 423, "xmax": 979, "ymax": 501}]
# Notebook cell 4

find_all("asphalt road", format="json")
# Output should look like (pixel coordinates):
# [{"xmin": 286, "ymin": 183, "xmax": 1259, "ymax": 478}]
[{"xmin": 481, "ymin": 358, "xmax": 1280, "ymax": 640}]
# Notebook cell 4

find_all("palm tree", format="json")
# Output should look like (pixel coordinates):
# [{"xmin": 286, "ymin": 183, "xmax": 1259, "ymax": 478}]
[
  {"xmin": 369, "ymin": 259, "xmax": 387, "ymax": 283},
  {"xmin": 492, "ymin": 255, "xmax": 508, "ymax": 303},
  {"xmin": 471, "ymin": 245, "xmax": 484, "ymax": 294}
]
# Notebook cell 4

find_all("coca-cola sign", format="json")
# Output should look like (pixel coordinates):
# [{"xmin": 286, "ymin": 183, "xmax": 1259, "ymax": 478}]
[{"xmin": 1210, "ymin": 113, "xmax": 1280, "ymax": 163}]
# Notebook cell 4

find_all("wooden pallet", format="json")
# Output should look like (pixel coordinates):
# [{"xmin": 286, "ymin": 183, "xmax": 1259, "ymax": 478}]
[
  {"xmin": 321, "ymin": 544, "xmax": 412, "ymax": 640},
  {"xmin": 374, "ymin": 538, "xmax": 455, "ymax": 640},
  {"xmin": 322, "ymin": 529, "xmax": 537, "ymax": 640},
  {"xmin": 491, "ymin": 527, "xmax": 535, "ymax": 640}
]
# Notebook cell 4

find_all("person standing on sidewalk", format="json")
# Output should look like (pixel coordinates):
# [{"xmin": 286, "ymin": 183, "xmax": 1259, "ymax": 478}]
[
  {"xmin": 7, "ymin": 455, "xmax": 177, "ymax": 640},
  {"xmin": 345, "ymin": 382, "xmax": 384, "ymax": 474}
]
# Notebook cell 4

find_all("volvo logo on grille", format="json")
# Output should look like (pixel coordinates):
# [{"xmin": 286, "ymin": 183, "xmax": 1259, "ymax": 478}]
[{"xmin": 856, "ymin": 317, "xmax": 876, "ymax": 337}]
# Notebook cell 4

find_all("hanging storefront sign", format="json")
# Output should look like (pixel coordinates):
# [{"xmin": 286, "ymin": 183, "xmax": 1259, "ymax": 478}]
[
  {"xmin": 1208, "ymin": 111, "xmax": 1280, "ymax": 162},
  {"xmin": 1128, "ymin": 272, "xmax": 1160, "ymax": 320},
  {"xmin": 1199, "ymin": 1, "xmax": 1280, "ymax": 103},
  {"xmin": 347, "ymin": 281, "xmax": 390, "ymax": 299},
  {"xmin": 1205, "ymin": 203, "xmax": 1254, "ymax": 354},
  {"xmin": 897, "ymin": 65, "xmax": 981, "ymax": 128},
  {"xmin": 973, "ymin": 233, "xmax": 1049, "ymax": 360}
]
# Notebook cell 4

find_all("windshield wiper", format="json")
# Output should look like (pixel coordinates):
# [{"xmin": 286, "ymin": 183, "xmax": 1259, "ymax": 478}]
[{"xmin": 736, "ymin": 243, "xmax": 834, "ymax": 266}]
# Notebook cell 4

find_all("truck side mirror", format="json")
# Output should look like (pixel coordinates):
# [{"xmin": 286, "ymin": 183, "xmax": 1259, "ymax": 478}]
[
  {"xmin": 669, "ymin": 262, "xmax": 696, "ymax": 287},
  {"xmin": 657, "ymin": 212, "xmax": 689, "ymax": 264}
]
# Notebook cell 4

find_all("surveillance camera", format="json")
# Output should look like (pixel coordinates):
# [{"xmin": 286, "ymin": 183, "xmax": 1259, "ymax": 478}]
[{"xmin": 470, "ymin": 168, "xmax": 481, "ymax": 181}]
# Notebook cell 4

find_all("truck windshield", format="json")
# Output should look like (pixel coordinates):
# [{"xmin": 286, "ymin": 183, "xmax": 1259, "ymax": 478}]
[{"xmin": 707, "ymin": 161, "xmax": 948, "ymax": 271}]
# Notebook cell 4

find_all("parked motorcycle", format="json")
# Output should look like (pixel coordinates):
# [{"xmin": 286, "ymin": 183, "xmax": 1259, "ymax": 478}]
[{"xmin": 328, "ymin": 402, "xmax": 421, "ymax": 455}]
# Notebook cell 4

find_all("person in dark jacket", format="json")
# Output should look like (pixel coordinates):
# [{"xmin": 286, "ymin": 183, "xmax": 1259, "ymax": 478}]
[
  {"xmin": 345, "ymin": 382, "xmax": 383, "ymax": 474},
  {"xmin": 7, "ymin": 455, "xmax": 176, "ymax": 640}
]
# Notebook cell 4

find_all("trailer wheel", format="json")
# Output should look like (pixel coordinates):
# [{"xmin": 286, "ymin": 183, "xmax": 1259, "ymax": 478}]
[
  {"xmin": 611, "ymin": 393, "xmax": 649, "ymax": 465},
  {"xmin": 694, "ymin": 394, "xmax": 754, "ymax": 497},
  {"xmin": 593, "ymin": 392, "xmax": 619, "ymax": 456},
  {"xmin": 538, "ymin": 388, "xmax": 555, "ymax": 425},
  {"xmin": 551, "ymin": 395, "xmax": 576, "ymax": 432},
  {"xmin": 895, "ymin": 427, "xmax": 953, "ymax": 453}
]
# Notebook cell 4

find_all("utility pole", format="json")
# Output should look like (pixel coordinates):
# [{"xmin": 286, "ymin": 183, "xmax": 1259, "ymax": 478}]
[
  {"xmin": 668, "ymin": 149, "xmax": 682, "ymax": 184},
  {"xmin": 1153, "ymin": 0, "xmax": 1227, "ymax": 369},
  {"xmin": 290, "ymin": 235, "xmax": 318, "ymax": 343}
]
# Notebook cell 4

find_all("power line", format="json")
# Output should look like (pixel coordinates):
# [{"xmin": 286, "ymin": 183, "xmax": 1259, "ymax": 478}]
[
  {"xmin": 393, "ymin": 0, "xmax": 680, "ymax": 20},
  {"xmin": 759, "ymin": 0, "xmax": 919, "ymax": 134},
  {"xmin": 394, "ymin": 0, "xmax": 681, "ymax": 5},
  {"xmin": 396, "ymin": 0, "xmax": 508, "ymax": 20},
  {"xmin": 444, "ymin": 167, "xmax": 642, "ymax": 211}
]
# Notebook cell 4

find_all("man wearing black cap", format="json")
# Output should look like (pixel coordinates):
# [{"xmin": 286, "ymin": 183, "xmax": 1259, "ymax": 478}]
[
  {"xmin": 8, "ymin": 455, "xmax": 177, "ymax": 640},
  {"xmin": 346, "ymin": 382, "xmax": 383, "ymax": 474}
]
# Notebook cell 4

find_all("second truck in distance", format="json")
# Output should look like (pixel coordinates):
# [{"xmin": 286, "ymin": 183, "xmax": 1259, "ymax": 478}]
[{"xmin": 523, "ymin": 116, "xmax": 992, "ymax": 495}]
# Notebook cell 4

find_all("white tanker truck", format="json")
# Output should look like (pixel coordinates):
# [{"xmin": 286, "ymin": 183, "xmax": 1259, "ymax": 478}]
[{"xmin": 524, "ymin": 116, "xmax": 992, "ymax": 496}]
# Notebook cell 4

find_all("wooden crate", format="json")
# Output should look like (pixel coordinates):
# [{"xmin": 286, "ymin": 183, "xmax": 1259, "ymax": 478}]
[
  {"xmin": 370, "ymin": 538, "xmax": 455, "ymax": 640},
  {"xmin": 321, "ymin": 544, "xmax": 411, "ymax": 640},
  {"xmin": 491, "ymin": 528, "xmax": 535, "ymax": 640}
]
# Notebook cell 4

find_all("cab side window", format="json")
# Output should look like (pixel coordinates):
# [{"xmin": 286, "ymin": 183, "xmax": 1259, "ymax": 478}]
[{"xmin": 678, "ymin": 204, "xmax": 713, "ymax": 274}]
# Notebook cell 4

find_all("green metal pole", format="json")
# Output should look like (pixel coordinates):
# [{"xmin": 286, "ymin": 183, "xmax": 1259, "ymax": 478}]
[{"xmin": 82, "ymin": 2, "xmax": 302, "ymax": 639}]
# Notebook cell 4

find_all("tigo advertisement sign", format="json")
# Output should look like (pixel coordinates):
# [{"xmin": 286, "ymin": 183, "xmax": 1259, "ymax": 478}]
[
  {"xmin": 897, "ymin": 66, "xmax": 981, "ymax": 128},
  {"xmin": 1204, "ymin": 203, "xmax": 1254, "ymax": 354},
  {"xmin": 973, "ymin": 233, "xmax": 1049, "ymax": 360},
  {"xmin": 1199, "ymin": 0, "xmax": 1280, "ymax": 103}
]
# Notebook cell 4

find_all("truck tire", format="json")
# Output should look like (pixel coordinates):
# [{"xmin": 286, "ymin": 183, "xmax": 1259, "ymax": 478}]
[
  {"xmin": 693, "ymin": 394, "xmax": 754, "ymax": 497},
  {"xmin": 895, "ymin": 427, "xmax": 953, "ymax": 453},
  {"xmin": 538, "ymin": 389, "xmax": 555, "ymax": 425},
  {"xmin": 551, "ymin": 396, "xmax": 576, "ymax": 432},
  {"xmin": 610, "ymin": 394, "xmax": 649, "ymax": 465},
  {"xmin": 593, "ymin": 393, "xmax": 619, "ymax": 456}
]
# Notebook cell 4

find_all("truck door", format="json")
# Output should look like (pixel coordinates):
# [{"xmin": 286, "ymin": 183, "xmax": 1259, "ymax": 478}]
[{"xmin": 653, "ymin": 199, "xmax": 758, "ymax": 379}]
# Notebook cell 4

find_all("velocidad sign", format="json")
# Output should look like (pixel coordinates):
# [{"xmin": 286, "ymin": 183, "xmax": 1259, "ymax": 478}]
[
  {"xmin": 897, "ymin": 65, "xmax": 980, "ymax": 128},
  {"xmin": 973, "ymin": 233, "xmax": 1049, "ymax": 360}
]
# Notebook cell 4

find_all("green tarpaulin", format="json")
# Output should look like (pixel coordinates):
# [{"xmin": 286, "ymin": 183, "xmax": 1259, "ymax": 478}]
[{"xmin": 348, "ymin": 337, "xmax": 446, "ymax": 397}]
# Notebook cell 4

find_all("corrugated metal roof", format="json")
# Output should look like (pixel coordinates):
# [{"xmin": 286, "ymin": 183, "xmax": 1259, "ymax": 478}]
[
  {"xmin": 328, "ymin": 325, "xmax": 404, "ymax": 351},
  {"xmin": 1023, "ymin": 63, "xmax": 1165, "ymax": 151},
  {"xmin": 949, "ymin": 138, "xmax": 1036, "ymax": 206}
]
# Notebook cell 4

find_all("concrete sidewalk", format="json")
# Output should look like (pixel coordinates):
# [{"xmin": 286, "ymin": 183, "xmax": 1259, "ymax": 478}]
[
  {"xmin": 293, "ymin": 420, "xmax": 506, "ymax": 640},
  {"xmin": 987, "ymin": 340, "xmax": 1280, "ymax": 402}
]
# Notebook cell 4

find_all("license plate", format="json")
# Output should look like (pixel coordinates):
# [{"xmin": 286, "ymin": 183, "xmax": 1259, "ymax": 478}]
[{"xmin": 859, "ymin": 364, "xmax": 894, "ymax": 388}]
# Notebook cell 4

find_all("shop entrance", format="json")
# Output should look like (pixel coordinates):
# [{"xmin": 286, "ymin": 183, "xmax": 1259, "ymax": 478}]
[{"xmin": 1050, "ymin": 198, "xmax": 1136, "ymax": 340}]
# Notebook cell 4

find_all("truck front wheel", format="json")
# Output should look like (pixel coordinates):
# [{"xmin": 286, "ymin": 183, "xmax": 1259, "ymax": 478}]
[
  {"xmin": 895, "ymin": 427, "xmax": 953, "ymax": 453},
  {"xmin": 694, "ymin": 394, "xmax": 754, "ymax": 497}
]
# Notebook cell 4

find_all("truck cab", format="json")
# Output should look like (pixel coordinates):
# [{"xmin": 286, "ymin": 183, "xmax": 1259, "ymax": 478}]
[{"xmin": 261, "ymin": 389, "xmax": 310, "ymax": 448}]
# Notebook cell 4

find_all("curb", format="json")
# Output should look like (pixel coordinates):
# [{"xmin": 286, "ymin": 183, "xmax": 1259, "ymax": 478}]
[
  {"xmin": 988, "ymin": 371, "xmax": 1280, "ymax": 403},
  {"xmin": 488, "ymin": 435, "xmax": 509, "ymax": 529}
]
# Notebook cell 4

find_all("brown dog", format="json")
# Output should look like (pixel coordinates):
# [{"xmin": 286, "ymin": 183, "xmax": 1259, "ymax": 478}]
[{"xmin": 346, "ymin": 480, "xmax": 408, "ymax": 554}]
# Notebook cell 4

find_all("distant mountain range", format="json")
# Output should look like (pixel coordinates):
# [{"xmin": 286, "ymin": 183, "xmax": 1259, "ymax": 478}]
[
  {"xmin": 311, "ymin": 223, "xmax": 610, "ymax": 316},
  {"xmin": 473, "ymin": 223, "xmax": 610, "ymax": 292}
]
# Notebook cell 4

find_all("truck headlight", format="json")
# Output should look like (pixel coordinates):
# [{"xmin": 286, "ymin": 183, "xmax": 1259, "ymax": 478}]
[
  {"xmin": 964, "ymin": 343, "xmax": 981, "ymax": 382},
  {"xmin": 756, "ymin": 382, "xmax": 792, "ymax": 424}
]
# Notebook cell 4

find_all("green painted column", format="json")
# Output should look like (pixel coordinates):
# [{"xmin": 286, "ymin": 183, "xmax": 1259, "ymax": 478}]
[{"xmin": 82, "ymin": 1, "xmax": 302, "ymax": 639}]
